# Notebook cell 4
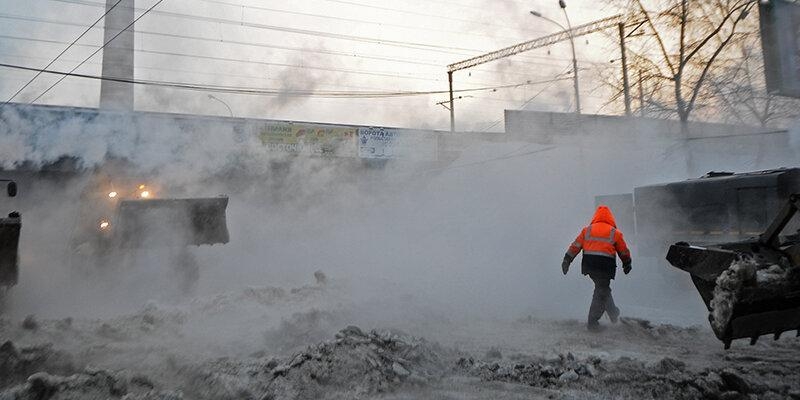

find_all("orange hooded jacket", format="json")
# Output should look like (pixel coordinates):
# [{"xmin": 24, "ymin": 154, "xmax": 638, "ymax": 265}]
[{"xmin": 566, "ymin": 205, "xmax": 631, "ymax": 265}]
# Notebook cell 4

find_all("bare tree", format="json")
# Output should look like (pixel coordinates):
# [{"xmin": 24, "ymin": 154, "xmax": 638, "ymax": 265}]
[
  {"xmin": 706, "ymin": 41, "xmax": 800, "ymax": 128},
  {"xmin": 606, "ymin": 0, "xmax": 758, "ymax": 133}
]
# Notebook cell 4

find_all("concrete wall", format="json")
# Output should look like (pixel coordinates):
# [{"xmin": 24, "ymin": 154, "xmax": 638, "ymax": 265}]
[
  {"xmin": 503, "ymin": 110, "xmax": 799, "ymax": 178},
  {"xmin": 0, "ymin": 103, "xmax": 444, "ymax": 172}
]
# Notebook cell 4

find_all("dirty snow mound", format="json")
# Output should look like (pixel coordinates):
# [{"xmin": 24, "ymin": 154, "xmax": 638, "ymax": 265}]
[
  {"xmin": 0, "ymin": 368, "xmax": 181, "ymax": 400},
  {"xmin": 0, "ymin": 341, "xmax": 75, "ymax": 389},
  {"xmin": 458, "ymin": 351, "xmax": 798, "ymax": 399},
  {"xmin": 186, "ymin": 326, "xmax": 450, "ymax": 399}
]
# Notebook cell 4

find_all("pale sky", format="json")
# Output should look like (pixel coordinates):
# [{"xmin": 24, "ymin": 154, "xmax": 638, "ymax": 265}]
[{"xmin": 0, "ymin": 0, "xmax": 624, "ymax": 131}]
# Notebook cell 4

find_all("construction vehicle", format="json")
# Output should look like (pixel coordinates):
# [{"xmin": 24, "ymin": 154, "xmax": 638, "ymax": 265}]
[
  {"xmin": 595, "ymin": 168, "xmax": 800, "ymax": 343},
  {"xmin": 596, "ymin": 168, "xmax": 800, "ymax": 268},
  {"xmin": 667, "ymin": 194, "xmax": 800, "ymax": 349},
  {"xmin": 69, "ymin": 167, "xmax": 229, "ymax": 294},
  {"xmin": 0, "ymin": 179, "xmax": 20, "ymax": 292}
]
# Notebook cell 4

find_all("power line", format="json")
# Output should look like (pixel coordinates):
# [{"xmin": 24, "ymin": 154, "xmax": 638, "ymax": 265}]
[
  {"xmin": 0, "ymin": 50, "xmax": 428, "ymax": 93},
  {"xmin": 28, "ymin": 0, "xmax": 161, "ymax": 103},
  {"xmin": 0, "ymin": 61, "xmax": 573, "ymax": 98},
  {"xmin": 480, "ymin": 67, "xmax": 573, "ymax": 132},
  {"xmin": 18, "ymin": 1, "xmax": 606, "ymax": 66},
  {"xmin": 0, "ymin": 34, "xmax": 449, "ymax": 84},
  {"xmin": 0, "ymin": 32, "xmax": 568, "ymax": 87},
  {"xmin": 310, "ymin": 0, "xmax": 549, "ymax": 36},
  {"xmin": 0, "ymin": 13, "xmax": 605, "ymax": 70},
  {"xmin": 0, "ymin": 48, "xmax": 582, "ymax": 109},
  {"xmin": 155, "ymin": 0, "xmax": 549, "ymax": 42},
  {"xmin": 2, "ymin": 0, "xmax": 124, "ymax": 105},
  {"xmin": 43, "ymin": 0, "xmax": 487, "ymax": 54}
]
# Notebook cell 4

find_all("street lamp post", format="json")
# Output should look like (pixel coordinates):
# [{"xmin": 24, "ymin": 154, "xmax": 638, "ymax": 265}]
[
  {"xmin": 207, "ymin": 94, "xmax": 233, "ymax": 118},
  {"xmin": 531, "ymin": 1, "xmax": 581, "ymax": 115}
]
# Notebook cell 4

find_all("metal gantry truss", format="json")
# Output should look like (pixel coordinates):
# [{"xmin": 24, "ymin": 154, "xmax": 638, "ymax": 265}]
[
  {"xmin": 445, "ymin": 13, "xmax": 631, "ymax": 131},
  {"xmin": 447, "ymin": 14, "xmax": 624, "ymax": 73}
]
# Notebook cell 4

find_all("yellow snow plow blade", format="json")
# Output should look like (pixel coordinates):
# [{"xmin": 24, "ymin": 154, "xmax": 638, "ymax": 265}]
[{"xmin": 115, "ymin": 196, "xmax": 229, "ymax": 248}]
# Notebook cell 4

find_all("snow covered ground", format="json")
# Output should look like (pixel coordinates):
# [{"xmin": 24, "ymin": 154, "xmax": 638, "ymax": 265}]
[{"xmin": 2, "ymin": 275, "xmax": 799, "ymax": 400}]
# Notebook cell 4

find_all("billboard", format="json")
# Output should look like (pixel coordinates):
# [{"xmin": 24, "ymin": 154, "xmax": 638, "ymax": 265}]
[
  {"xmin": 357, "ymin": 127, "xmax": 438, "ymax": 161},
  {"xmin": 760, "ymin": 0, "xmax": 800, "ymax": 98},
  {"xmin": 258, "ymin": 122, "xmax": 357, "ymax": 157}
]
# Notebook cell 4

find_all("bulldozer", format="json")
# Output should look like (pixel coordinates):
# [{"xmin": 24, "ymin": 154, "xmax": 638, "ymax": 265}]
[
  {"xmin": 69, "ymin": 168, "xmax": 229, "ymax": 294},
  {"xmin": 667, "ymin": 194, "xmax": 800, "ymax": 349},
  {"xmin": 0, "ymin": 179, "xmax": 20, "ymax": 293}
]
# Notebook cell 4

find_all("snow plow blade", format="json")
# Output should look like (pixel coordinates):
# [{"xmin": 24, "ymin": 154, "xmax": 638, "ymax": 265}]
[
  {"xmin": 666, "ymin": 194, "xmax": 800, "ymax": 348},
  {"xmin": 0, "ymin": 213, "xmax": 20, "ymax": 287},
  {"xmin": 115, "ymin": 197, "xmax": 229, "ymax": 248}
]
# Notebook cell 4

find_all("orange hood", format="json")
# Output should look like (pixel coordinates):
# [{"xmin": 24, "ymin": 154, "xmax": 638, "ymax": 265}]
[{"xmin": 590, "ymin": 205, "xmax": 617, "ymax": 228}]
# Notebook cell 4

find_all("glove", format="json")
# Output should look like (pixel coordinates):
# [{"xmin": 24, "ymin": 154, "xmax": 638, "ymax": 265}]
[
  {"xmin": 561, "ymin": 254, "xmax": 572, "ymax": 275},
  {"xmin": 623, "ymin": 263, "xmax": 632, "ymax": 275}
]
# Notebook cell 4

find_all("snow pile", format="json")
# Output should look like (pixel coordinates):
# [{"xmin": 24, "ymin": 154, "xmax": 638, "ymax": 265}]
[
  {"xmin": 458, "ymin": 352, "xmax": 786, "ymax": 399},
  {"xmin": 186, "ymin": 325, "xmax": 449, "ymax": 399},
  {"xmin": 0, "ymin": 341, "xmax": 179, "ymax": 399},
  {"xmin": 710, "ymin": 258, "xmax": 756, "ymax": 334},
  {"xmin": 709, "ymin": 257, "xmax": 791, "ymax": 335},
  {"xmin": 0, "ymin": 341, "xmax": 75, "ymax": 389},
  {"xmin": 456, "ymin": 352, "xmax": 601, "ymax": 388},
  {"xmin": 0, "ymin": 368, "xmax": 181, "ymax": 400}
]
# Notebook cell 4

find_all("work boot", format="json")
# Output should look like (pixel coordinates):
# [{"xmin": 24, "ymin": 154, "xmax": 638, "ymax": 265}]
[
  {"xmin": 587, "ymin": 320, "xmax": 604, "ymax": 332},
  {"xmin": 607, "ymin": 307, "xmax": 620, "ymax": 324}
]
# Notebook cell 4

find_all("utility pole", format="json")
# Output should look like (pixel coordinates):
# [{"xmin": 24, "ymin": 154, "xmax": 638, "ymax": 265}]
[
  {"xmin": 448, "ymin": 71, "xmax": 454, "ymax": 132},
  {"xmin": 618, "ymin": 22, "xmax": 632, "ymax": 117},
  {"xmin": 558, "ymin": 1, "xmax": 581, "ymax": 115}
]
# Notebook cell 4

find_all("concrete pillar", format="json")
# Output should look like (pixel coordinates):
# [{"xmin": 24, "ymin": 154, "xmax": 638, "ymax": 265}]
[{"xmin": 99, "ymin": 0, "xmax": 134, "ymax": 110}]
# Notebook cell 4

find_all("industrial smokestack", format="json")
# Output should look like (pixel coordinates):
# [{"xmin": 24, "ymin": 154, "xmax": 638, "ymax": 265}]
[{"xmin": 99, "ymin": 0, "xmax": 134, "ymax": 110}]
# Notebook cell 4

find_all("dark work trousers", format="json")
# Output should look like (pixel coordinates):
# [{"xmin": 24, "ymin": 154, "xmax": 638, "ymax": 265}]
[{"xmin": 588, "ymin": 276, "xmax": 619, "ymax": 324}]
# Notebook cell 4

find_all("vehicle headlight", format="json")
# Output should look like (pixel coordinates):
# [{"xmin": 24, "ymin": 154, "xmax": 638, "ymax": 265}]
[
  {"xmin": 140, "ymin": 190, "xmax": 150, "ymax": 198},
  {"xmin": 99, "ymin": 220, "xmax": 110, "ymax": 230},
  {"xmin": 108, "ymin": 191, "xmax": 118, "ymax": 198}
]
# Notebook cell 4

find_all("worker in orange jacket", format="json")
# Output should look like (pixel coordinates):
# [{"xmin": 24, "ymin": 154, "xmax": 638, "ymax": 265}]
[{"xmin": 562, "ymin": 205, "xmax": 632, "ymax": 331}]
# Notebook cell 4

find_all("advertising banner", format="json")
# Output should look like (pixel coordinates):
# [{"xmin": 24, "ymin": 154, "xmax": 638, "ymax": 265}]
[
  {"xmin": 258, "ymin": 122, "xmax": 357, "ymax": 157},
  {"xmin": 357, "ymin": 127, "xmax": 438, "ymax": 161}
]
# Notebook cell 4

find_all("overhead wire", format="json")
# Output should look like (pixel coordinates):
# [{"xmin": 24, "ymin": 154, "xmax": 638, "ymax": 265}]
[
  {"xmin": 41, "ymin": 0, "xmax": 489, "ymax": 54},
  {"xmin": 480, "ymin": 66, "xmax": 573, "ymax": 131},
  {"xmin": 0, "ymin": 33, "xmax": 485, "ymax": 84},
  {"xmin": 0, "ymin": 13, "xmax": 609, "ymax": 70},
  {"xmin": 27, "ymin": 0, "xmax": 167, "ymax": 104},
  {"xmin": 0, "ymin": 32, "xmax": 585, "ymax": 87},
  {"xmin": 149, "ymin": 0, "xmax": 550, "ymax": 41},
  {"xmin": 0, "ymin": 0, "xmax": 617, "ymax": 114},
  {"xmin": 0, "ymin": 61, "xmax": 573, "ymax": 99},
  {"xmin": 2, "ymin": 0, "xmax": 124, "ymax": 105},
  {"xmin": 0, "ymin": 50, "xmax": 423, "ymax": 93},
  {"xmin": 308, "ymin": 0, "xmax": 550, "ymax": 36},
  {"xmin": 21, "ymin": 0, "xmax": 610, "ymax": 66}
]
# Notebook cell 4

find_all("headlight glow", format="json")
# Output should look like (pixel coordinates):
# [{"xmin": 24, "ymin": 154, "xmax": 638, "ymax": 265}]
[
  {"xmin": 138, "ymin": 184, "xmax": 146, "ymax": 190},
  {"xmin": 140, "ymin": 190, "xmax": 150, "ymax": 198},
  {"xmin": 108, "ymin": 191, "xmax": 118, "ymax": 198},
  {"xmin": 99, "ymin": 220, "xmax": 110, "ymax": 230}
]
